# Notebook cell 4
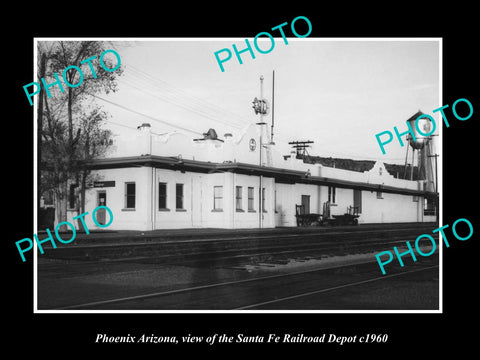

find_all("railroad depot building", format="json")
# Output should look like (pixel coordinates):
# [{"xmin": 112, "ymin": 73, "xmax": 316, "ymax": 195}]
[{"xmin": 63, "ymin": 122, "xmax": 437, "ymax": 231}]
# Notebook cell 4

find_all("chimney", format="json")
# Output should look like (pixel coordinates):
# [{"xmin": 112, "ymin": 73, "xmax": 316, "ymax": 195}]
[
  {"xmin": 137, "ymin": 123, "xmax": 152, "ymax": 155},
  {"xmin": 137, "ymin": 123, "xmax": 151, "ymax": 132}
]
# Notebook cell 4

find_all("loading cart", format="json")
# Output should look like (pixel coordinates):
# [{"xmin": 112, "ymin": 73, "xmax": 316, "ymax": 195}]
[
  {"xmin": 295, "ymin": 203, "xmax": 360, "ymax": 226},
  {"xmin": 330, "ymin": 206, "xmax": 360, "ymax": 226},
  {"xmin": 295, "ymin": 205, "xmax": 322, "ymax": 226}
]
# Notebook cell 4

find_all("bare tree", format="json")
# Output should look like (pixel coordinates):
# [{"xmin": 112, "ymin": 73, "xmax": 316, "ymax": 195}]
[
  {"xmin": 38, "ymin": 40, "xmax": 123, "ymax": 229},
  {"xmin": 76, "ymin": 107, "xmax": 114, "ymax": 214}
]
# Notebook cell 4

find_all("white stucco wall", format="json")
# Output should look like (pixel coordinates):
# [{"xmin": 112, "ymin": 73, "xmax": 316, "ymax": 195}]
[
  {"xmin": 74, "ymin": 125, "xmax": 433, "ymax": 231},
  {"xmin": 81, "ymin": 167, "xmax": 151, "ymax": 231},
  {"xmin": 80, "ymin": 167, "xmax": 278, "ymax": 230},
  {"xmin": 78, "ymin": 166, "xmax": 430, "ymax": 230},
  {"xmin": 275, "ymin": 182, "xmax": 321, "ymax": 227},
  {"xmin": 358, "ymin": 191, "xmax": 423, "ymax": 223}
]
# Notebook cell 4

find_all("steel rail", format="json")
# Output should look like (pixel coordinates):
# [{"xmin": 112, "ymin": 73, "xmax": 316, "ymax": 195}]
[
  {"xmin": 39, "ymin": 234, "xmax": 431, "ymax": 270},
  {"xmin": 44, "ymin": 225, "xmax": 437, "ymax": 249},
  {"xmin": 54, "ymin": 260, "xmax": 438, "ymax": 310},
  {"xmin": 234, "ymin": 265, "xmax": 439, "ymax": 310}
]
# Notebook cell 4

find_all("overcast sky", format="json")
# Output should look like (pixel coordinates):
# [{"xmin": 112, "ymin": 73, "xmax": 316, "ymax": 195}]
[{"xmin": 94, "ymin": 38, "xmax": 440, "ymax": 164}]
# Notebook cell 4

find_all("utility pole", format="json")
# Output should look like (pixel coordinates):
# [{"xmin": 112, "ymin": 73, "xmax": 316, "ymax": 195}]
[
  {"xmin": 270, "ymin": 70, "xmax": 275, "ymax": 145},
  {"xmin": 427, "ymin": 153, "xmax": 439, "ymax": 222},
  {"xmin": 253, "ymin": 75, "xmax": 268, "ymax": 228},
  {"xmin": 288, "ymin": 140, "xmax": 314, "ymax": 160}
]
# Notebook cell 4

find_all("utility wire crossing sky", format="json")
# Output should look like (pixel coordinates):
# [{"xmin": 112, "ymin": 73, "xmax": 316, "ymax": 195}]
[{"xmin": 41, "ymin": 38, "xmax": 440, "ymax": 164}]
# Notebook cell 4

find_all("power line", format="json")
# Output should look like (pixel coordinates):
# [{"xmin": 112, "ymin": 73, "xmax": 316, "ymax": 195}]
[
  {"xmin": 104, "ymin": 119, "xmax": 166, "ymax": 135},
  {"xmin": 96, "ymin": 55, "xmax": 398, "ymax": 163},
  {"xmin": 128, "ymin": 65, "xmax": 246, "ymax": 120},
  {"xmin": 123, "ymin": 70, "xmax": 248, "ymax": 129},
  {"xmin": 104, "ymin": 119, "xmax": 139, "ymax": 131},
  {"xmin": 91, "ymin": 94, "xmax": 203, "ymax": 135},
  {"xmin": 116, "ymin": 75, "xmax": 246, "ymax": 130},
  {"xmin": 95, "ymin": 42, "xmax": 247, "ymax": 129},
  {"xmin": 126, "ymin": 65, "xmax": 251, "ymax": 128},
  {"xmin": 95, "ymin": 93, "xmax": 402, "ymax": 164}
]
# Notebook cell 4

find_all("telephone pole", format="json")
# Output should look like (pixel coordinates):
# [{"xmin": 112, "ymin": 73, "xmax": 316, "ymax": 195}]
[
  {"xmin": 427, "ymin": 153, "xmax": 439, "ymax": 222},
  {"xmin": 288, "ymin": 140, "xmax": 314, "ymax": 160}
]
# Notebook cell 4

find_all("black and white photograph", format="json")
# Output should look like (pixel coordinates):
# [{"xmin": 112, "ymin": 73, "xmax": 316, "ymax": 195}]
[
  {"xmin": 33, "ymin": 38, "xmax": 441, "ymax": 312},
  {"xmin": 6, "ymin": 6, "xmax": 478, "ymax": 356}
]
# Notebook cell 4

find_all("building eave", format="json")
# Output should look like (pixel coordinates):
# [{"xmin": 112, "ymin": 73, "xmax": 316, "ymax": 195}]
[
  {"xmin": 85, "ymin": 155, "xmax": 436, "ymax": 197},
  {"xmin": 85, "ymin": 155, "xmax": 217, "ymax": 173}
]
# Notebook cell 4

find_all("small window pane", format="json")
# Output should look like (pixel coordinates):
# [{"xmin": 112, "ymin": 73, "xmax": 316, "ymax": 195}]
[
  {"xmin": 328, "ymin": 186, "xmax": 336, "ymax": 203},
  {"xmin": 262, "ymin": 188, "xmax": 266, "ymax": 212},
  {"xmin": 159, "ymin": 183, "xmax": 167, "ymax": 209},
  {"xmin": 214, "ymin": 186, "xmax": 223, "ymax": 210},
  {"xmin": 176, "ymin": 183, "xmax": 184, "ymax": 209},
  {"xmin": 214, "ymin": 186, "xmax": 223, "ymax": 198},
  {"xmin": 248, "ymin": 187, "xmax": 255, "ymax": 211},
  {"xmin": 236, "ymin": 186, "xmax": 243, "ymax": 210},
  {"xmin": 125, "ymin": 182, "xmax": 136, "ymax": 208}
]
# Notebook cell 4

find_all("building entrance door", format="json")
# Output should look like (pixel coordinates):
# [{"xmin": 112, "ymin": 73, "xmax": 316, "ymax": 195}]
[
  {"xmin": 97, "ymin": 191, "xmax": 107, "ymax": 225},
  {"xmin": 353, "ymin": 189, "xmax": 362, "ymax": 214},
  {"xmin": 301, "ymin": 195, "xmax": 310, "ymax": 214}
]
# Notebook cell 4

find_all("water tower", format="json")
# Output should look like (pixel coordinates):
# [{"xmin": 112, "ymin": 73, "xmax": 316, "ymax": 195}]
[{"xmin": 403, "ymin": 111, "xmax": 436, "ymax": 193}]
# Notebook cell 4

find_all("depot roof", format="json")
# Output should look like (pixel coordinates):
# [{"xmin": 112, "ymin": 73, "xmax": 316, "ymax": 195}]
[{"xmin": 85, "ymin": 155, "xmax": 436, "ymax": 197}]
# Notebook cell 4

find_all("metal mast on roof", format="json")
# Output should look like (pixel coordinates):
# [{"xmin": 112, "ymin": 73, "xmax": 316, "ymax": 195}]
[
  {"xmin": 253, "ymin": 75, "xmax": 268, "ymax": 228},
  {"xmin": 270, "ymin": 70, "xmax": 275, "ymax": 145}
]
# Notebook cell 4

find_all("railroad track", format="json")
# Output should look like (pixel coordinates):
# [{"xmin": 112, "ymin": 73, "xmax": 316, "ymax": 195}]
[
  {"xmin": 39, "ymin": 222, "xmax": 438, "ymax": 245},
  {"xmin": 38, "ymin": 234, "xmax": 439, "ymax": 282},
  {"xmin": 54, "ymin": 256, "xmax": 439, "ymax": 310},
  {"xmin": 40, "ymin": 224, "xmax": 438, "ymax": 265}
]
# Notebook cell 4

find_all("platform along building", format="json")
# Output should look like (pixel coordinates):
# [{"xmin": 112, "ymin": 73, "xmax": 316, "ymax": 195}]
[{"xmin": 70, "ymin": 122, "xmax": 437, "ymax": 231}]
